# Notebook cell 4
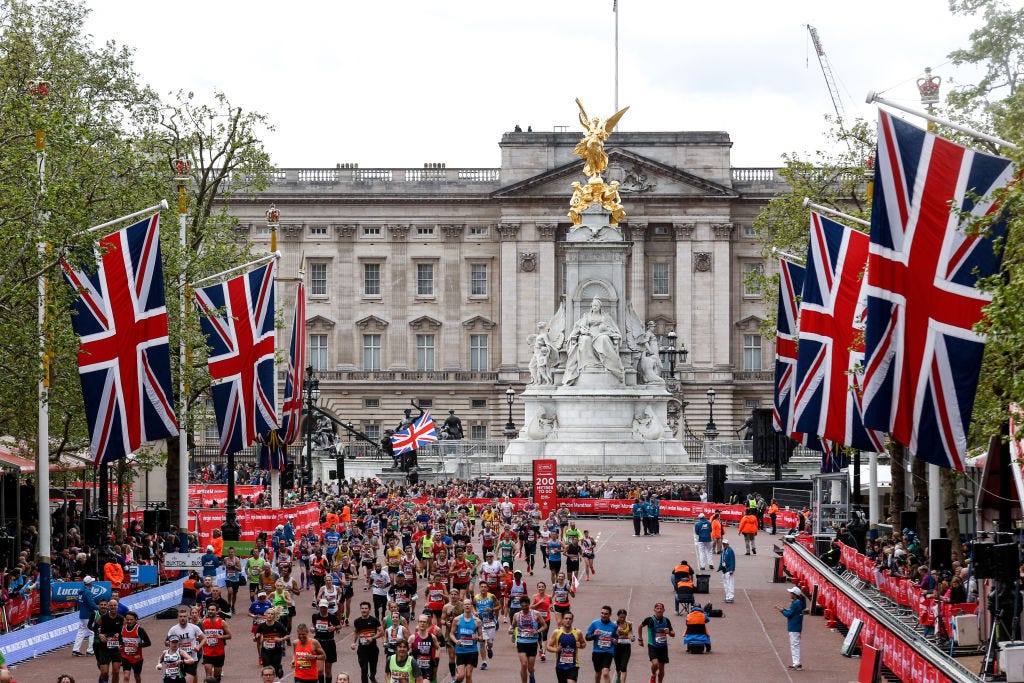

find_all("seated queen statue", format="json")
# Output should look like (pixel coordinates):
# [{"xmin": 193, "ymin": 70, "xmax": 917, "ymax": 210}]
[{"xmin": 562, "ymin": 297, "xmax": 625, "ymax": 385}]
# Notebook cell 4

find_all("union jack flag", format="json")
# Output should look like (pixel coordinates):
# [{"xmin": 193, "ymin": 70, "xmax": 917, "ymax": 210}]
[
  {"xmin": 771, "ymin": 258, "xmax": 832, "ymax": 463},
  {"xmin": 195, "ymin": 261, "xmax": 278, "ymax": 457},
  {"xmin": 391, "ymin": 411, "xmax": 438, "ymax": 454},
  {"xmin": 60, "ymin": 214, "xmax": 179, "ymax": 465},
  {"xmin": 257, "ymin": 282, "xmax": 305, "ymax": 471},
  {"xmin": 862, "ymin": 111, "xmax": 1013, "ymax": 470},
  {"xmin": 792, "ymin": 212, "xmax": 885, "ymax": 453}
]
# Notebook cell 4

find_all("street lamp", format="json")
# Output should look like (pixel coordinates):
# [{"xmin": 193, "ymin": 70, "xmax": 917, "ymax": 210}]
[
  {"xmin": 504, "ymin": 386, "xmax": 517, "ymax": 438},
  {"xmin": 303, "ymin": 366, "xmax": 320, "ymax": 491},
  {"xmin": 658, "ymin": 330, "xmax": 689, "ymax": 378},
  {"xmin": 266, "ymin": 204, "xmax": 280, "ymax": 252},
  {"xmin": 704, "ymin": 388, "xmax": 719, "ymax": 441}
]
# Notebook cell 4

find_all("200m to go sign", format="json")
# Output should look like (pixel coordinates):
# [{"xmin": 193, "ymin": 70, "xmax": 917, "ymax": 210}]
[{"xmin": 533, "ymin": 459, "xmax": 557, "ymax": 517}]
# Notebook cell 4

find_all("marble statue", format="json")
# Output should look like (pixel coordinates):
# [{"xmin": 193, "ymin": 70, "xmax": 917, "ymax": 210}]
[
  {"xmin": 526, "ymin": 408, "xmax": 559, "ymax": 440},
  {"xmin": 636, "ymin": 321, "xmax": 665, "ymax": 385},
  {"xmin": 563, "ymin": 297, "xmax": 624, "ymax": 385},
  {"xmin": 631, "ymin": 406, "xmax": 663, "ymax": 440},
  {"xmin": 527, "ymin": 314, "xmax": 563, "ymax": 385}
]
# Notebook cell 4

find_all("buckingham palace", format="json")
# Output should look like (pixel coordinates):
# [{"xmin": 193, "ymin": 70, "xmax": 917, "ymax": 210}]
[{"xmin": 221, "ymin": 128, "xmax": 787, "ymax": 447}]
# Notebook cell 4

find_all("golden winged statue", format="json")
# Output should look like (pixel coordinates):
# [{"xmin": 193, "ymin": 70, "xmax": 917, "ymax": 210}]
[{"xmin": 573, "ymin": 98, "xmax": 629, "ymax": 179}]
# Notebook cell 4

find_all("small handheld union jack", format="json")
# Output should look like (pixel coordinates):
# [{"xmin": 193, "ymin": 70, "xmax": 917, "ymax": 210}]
[{"xmin": 391, "ymin": 411, "xmax": 438, "ymax": 454}]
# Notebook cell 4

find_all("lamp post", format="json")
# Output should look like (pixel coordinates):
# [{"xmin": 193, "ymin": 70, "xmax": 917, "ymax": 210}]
[
  {"xmin": 704, "ymin": 388, "xmax": 719, "ymax": 441},
  {"xmin": 304, "ymin": 366, "xmax": 320, "ymax": 493},
  {"xmin": 658, "ymin": 330, "xmax": 690, "ymax": 436},
  {"xmin": 503, "ymin": 386, "xmax": 517, "ymax": 438},
  {"xmin": 266, "ymin": 204, "xmax": 280, "ymax": 252}
]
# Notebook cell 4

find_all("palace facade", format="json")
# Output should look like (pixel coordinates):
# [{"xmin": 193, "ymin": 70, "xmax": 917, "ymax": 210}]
[{"xmin": 221, "ymin": 129, "xmax": 788, "ymax": 445}]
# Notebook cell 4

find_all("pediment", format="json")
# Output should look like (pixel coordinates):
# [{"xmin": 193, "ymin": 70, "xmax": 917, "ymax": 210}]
[
  {"xmin": 354, "ymin": 315, "xmax": 388, "ymax": 330},
  {"xmin": 462, "ymin": 315, "xmax": 496, "ymax": 330},
  {"xmin": 492, "ymin": 149, "xmax": 737, "ymax": 200},
  {"xmin": 408, "ymin": 315, "xmax": 442, "ymax": 331},
  {"xmin": 307, "ymin": 314, "xmax": 336, "ymax": 329},
  {"xmin": 734, "ymin": 315, "xmax": 764, "ymax": 330}
]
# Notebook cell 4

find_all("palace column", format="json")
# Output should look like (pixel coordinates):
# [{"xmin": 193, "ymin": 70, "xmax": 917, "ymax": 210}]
[
  {"xmin": 441, "ymin": 224, "xmax": 465, "ymax": 370},
  {"xmin": 497, "ymin": 223, "xmax": 521, "ymax": 380},
  {"xmin": 629, "ymin": 222, "xmax": 647, "ymax": 309},
  {"xmin": 536, "ymin": 223, "xmax": 558, "ymax": 326},
  {"xmin": 387, "ymin": 224, "xmax": 410, "ymax": 369},
  {"xmin": 711, "ymin": 222, "xmax": 734, "ymax": 367},
  {"xmin": 673, "ymin": 222, "xmax": 695, "ymax": 359}
]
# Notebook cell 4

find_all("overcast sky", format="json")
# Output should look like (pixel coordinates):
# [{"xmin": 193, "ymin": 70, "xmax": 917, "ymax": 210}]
[{"xmin": 85, "ymin": 0, "xmax": 986, "ymax": 169}]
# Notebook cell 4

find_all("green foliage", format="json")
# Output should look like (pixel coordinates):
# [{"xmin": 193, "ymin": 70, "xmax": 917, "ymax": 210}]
[
  {"xmin": 750, "ymin": 117, "xmax": 875, "ymax": 339},
  {"xmin": 0, "ymin": 0, "xmax": 274, "ymax": 470}
]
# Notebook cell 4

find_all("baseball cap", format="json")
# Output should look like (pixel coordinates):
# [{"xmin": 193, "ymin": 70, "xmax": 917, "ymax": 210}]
[
  {"xmin": 788, "ymin": 586, "xmax": 804, "ymax": 598},
  {"xmin": 698, "ymin": 513, "xmax": 706, "ymax": 518},
  {"xmin": 513, "ymin": 569, "xmax": 523, "ymax": 576},
  {"xmin": 169, "ymin": 634, "xmax": 180, "ymax": 642},
  {"xmin": 502, "ymin": 562, "xmax": 510, "ymax": 568},
  {"xmin": 206, "ymin": 545, "xmax": 214, "ymax": 552},
  {"xmin": 722, "ymin": 539, "xmax": 730, "ymax": 544},
  {"xmin": 318, "ymin": 599, "xmax": 329, "ymax": 608},
  {"xmin": 257, "ymin": 591, "xmax": 268, "ymax": 597},
  {"xmin": 83, "ymin": 576, "xmax": 95, "ymax": 584}
]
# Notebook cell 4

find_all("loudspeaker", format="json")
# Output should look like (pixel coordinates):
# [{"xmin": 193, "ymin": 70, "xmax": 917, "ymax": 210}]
[
  {"xmin": 899, "ymin": 511, "xmax": 917, "ymax": 535},
  {"xmin": 706, "ymin": 464, "xmax": 727, "ymax": 504},
  {"xmin": 751, "ymin": 408, "xmax": 794, "ymax": 465},
  {"xmin": 930, "ymin": 538, "xmax": 952, "ymax": 571},
  {"xmin": 83, "ymin": 515, "xmax": 109, "ymax": 546},
  {"xmin": 143, "ymin": 509, "xmax": 171, "ymax": 534},
  {"xmin": 973, "ymin": 542, "xmax": 1019, "ymax": 580}
]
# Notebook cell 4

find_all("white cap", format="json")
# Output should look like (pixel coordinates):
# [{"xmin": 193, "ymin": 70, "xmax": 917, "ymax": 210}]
[
  {"xmin": 722, "ymin": 538, "xmax": 730, "ymax": 544},
  {"xmin": 698, "ymin": 513, "xmax": 706, "ymax": 518},
  {"xmin": 206, "ymin": 545, "xmax": 214, "ymax": 552},
  {"xmin": 788, "ymin": 586, "xmax": 804, "ymax": 598},
  {"xmin": 83, "ymin": 576, "xmax": 95, "ymax": 584},
  {"xmin": 318, "ymin": 599, "xmax": 329, "ymax": 608}
]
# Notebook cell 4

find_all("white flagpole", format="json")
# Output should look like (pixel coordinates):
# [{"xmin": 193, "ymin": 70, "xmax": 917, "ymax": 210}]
[
  {"xmin": 866, "ymin": 92, "xmax": 1018, "ymax": 151},
  {"xmin": 176, "ymin": 170, "xmax": 189, "ymax": 549},
  {"xmin": 613, "ymin": 0, "xmax": 619, "ymax": 112},
  {"xmin": 771, "ymin": 248, "xmax": 805, "ymax": 265},
  {"xmin": 86, "ymin": 200, "xmax": 169, "ymax": 234},
  {"xmin": 30, "ymin": 77, "xmax": 53, "ymax": 620},
  {"xmin": 802, "ymin": 197, "xmax": 870, "ymax": 228},
  {"xmin": 191, "ymin": 252, "xmax": 281, "ymax": 288}
]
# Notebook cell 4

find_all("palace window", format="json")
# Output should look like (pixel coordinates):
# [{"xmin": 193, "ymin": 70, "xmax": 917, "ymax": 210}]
[
  {"xmin": 363, "ymin": 263, "xmax": 381, "ymax": 296},
  {"xmin": 416, "ymin": 263, "xmax": 434, "ymax": 297},
  {"xmin": 362, "ymin": 334, "xmax": 381, "ymax": 371},
  {"xmin": 309, "ymin": 334, "xmax": 328, "ymax": 371},
  {"xmin": 470, "ymin": 334, "xmax": 489, "ymax": 371},
  {"xmin": 743, "ymin": 334, "xmax": 762, "ymax": 371},
  {"xmin": 651, "ymin": 262, "xmax": 670, "ymax": 296},
  {"xmin": 470, "ymin": 263, "xmax": 488, "ymax": 296},
  {"xmin": 309, "ymin": 262, "xmax": 328, "ymax": 296},
  {"xmin": 416, "ymin": 334, "xmax": 435, "ymax": 371}
]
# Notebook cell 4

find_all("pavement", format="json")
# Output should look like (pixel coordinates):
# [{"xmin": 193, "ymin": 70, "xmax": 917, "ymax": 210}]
[{"xmin": 8, "ymin": 518, "xmax": 863, "ymax": 682}]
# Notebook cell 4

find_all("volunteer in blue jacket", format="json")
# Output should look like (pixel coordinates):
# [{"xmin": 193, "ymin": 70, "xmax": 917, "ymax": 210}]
[
  {"xmin": 650, "ymin": 496, "xmax": 661, "ymax": 536},
  {"xmin": 640, "ymin": 499, "xmax": 654, "ymax": 536},
  {"xmin": 774, "ymin": 586, "xmax": 806, "ymax": 671},
  {"xmin": 71, "ymin": 575, "xmax": 99, "ymax": 656},
  {"xmin": 630, "ymin": 500, "xmax": 642, "ymax": 537}
]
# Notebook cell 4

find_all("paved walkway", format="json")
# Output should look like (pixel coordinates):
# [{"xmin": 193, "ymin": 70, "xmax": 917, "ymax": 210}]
[{"xmin": 9, "ymin": 518, "xmax": 863, "ymax": 682}]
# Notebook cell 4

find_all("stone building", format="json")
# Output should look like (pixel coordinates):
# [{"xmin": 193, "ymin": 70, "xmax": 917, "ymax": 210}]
[{"xmin": 221, "ymin": 129, "xmax": 786, "ymax": 445}]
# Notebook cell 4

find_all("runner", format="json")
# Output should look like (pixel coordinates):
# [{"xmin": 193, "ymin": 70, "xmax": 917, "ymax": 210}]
[
  {"xmin": 584, "ymin": 605, "xmax": 616, "ymax": 683},
  {"xmin": 547, "ymin": 535, "xmax": 564, "ymax": 586},
  {"xmin": 221, "ymin": 547, "xmax": 245, "ymax": 613},
  {"xmin": 551, "ymin": 572, "xmax": 576, "ymax": 628},
  {"xmin": 166, "ymin": 607, "xmax": 204, "ymax": 683},
  {"xmin": 507, "ymin": 570, "xmax": 529, "ymax": 624},
  {"xmin": 119, "ymin": 610, "xmax": 150, "ymax": 683},
  {"xmin": 155, "ymin": 634, "xmax": 194, "ymax": 683},
  {"xmin": 201, "ymin": 603, "xmax": 232, "ymax": 682},
  {"xmin": 425, "ymin": 574, "xmax": 447, "ymax": 627},
  {"xmin": 546, "ymin": 611, "xmax": 586, "ymax": 683},
  {"xmin": 91, "ymin": 597, "xmax": 124, "ymax": 683},
  {"xmin": 451, "ymin": 548, "xmax": 472, "ymax": 599},
  {"xmin": 291, "ymin": 623, "xmax": 326, "ymax": 683},
  {"xmin": 510, "ymin": 595, "xmax": 547, "ymax": 683},
  {"xmin": 247, "ymin": 590, "xmax": 273, "ymax": 661},
  {"xmin": 523, "ymin": 522, "xmax": 539, "ymax": 576},
  {"xmin": 581, "ymin": 530, "xmax": 597, "ymax": 582},
  {"xmin": 638, "ymin": 603, "xmax": 675, "ymax": 683},
  {"xmin": 370, "ymin": 561, "xmax": 393, "ymax": 621},
  {"xmin": 473, "ymin": 582, "xmax": 498, "ymax": 671},
  {"xmin": 382, "ymin": 610, "xmax": 408, "ymax": 678},
  {"xmin": 351, "ymin": 601, "xmax": 383, "ymax": 683},
  {"xmin": 531, "ymin": 582, "xmax": 553, "ymax": 662},
  {"xmin": 387, "ymin": 640, "xmax": 415, "ymax": 683},
  {"xmin": 410, "ymin": 613, "xmax": 441, "ymax": 683},
  {"xmin": 255, "ymin": 608, "xmax": 288, "ymax": 679},
  {"xmin": 440, "ymin": 589, "xmax": 465, "ymax": 683},
  {"xmin": 613, "ymin": 608, "xmax": 635, "ymax": 683},
  {"xmin": 389, "ymin": 572, "xmax": 417, "ymax": 624},
  {"xmin": 246, "ymin": 548, "xmax": 267, "ymax": 603},
  {"xmin": 312, "ymin": 599, "xmax": 341, "ymax": 683},
  {"xmin": 453, "ymin": 600, "xmax": 482, "ymax": 683},
  {"xmin": 498, "ymin": 526, "xmax": 517, "ymax": 574}
]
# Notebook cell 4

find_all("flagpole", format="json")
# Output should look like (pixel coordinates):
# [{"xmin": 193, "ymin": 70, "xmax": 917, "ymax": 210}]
[
  {"xmin": 802, "ymin": 197, "xmax": 870, "ymax": 228},
  {"xmin": 29, "ymin": 77, "xmax": 53, "ymax": 621},
  {"xmin": 771, "ymin": 247, "xmax": 805, "ymax": 265},
  {"xmin": 866, "ymin": 91, "xmax": 1018, "ymax": 151},
  {"xmin": 175, "ymin": 162, "xmax": 189, "ymax": 551},
  {"xmin": 266, "ymin": 206, "xmax": 282, "ymax": 510},
  {"xmin": 87, "ymin": 201, "xmax": 169, "ymax": 234},
  {"xmin": 613, "ymin": 0, "xmax": 619, "ymax": 112},
  {"xmin": 191, "ymin": 252, "xmax": 281, "ymax": 288}
]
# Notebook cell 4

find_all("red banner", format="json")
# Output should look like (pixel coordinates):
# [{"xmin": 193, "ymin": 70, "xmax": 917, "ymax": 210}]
[
  {"xmin": 188, "ymin": 484, "xmax": 266, "ymax": 507},
  {"xmin": 533, "ymin": 460, "xmax": 558, "ymax": 519},
  {"xmin": 189, "ymin": 501, "xmax": 321, "ymax": 546}
]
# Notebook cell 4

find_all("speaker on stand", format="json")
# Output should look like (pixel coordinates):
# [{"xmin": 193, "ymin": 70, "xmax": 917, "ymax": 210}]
[
  {"xmin": 930, "ymin": 538, "xmax": 952, "ymax": 571},
  {"xmin": 706, "ymin": 464, "xmax": 727, "ymax": 504}
]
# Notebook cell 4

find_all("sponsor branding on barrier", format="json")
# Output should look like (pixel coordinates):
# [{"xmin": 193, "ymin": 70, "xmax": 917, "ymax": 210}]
[
  {"xmin": 52, "ymin": 581, "xmax": 112, "ymax": 602},
  {"xmin": 164, "ymin": 553, "xmax": 204, "ymax": 569}
]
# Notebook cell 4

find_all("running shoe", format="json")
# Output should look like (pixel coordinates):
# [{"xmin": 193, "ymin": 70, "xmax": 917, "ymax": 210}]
[{"xmin": 481, "ymin": 662, "xmax": 488, "ymax": 670}]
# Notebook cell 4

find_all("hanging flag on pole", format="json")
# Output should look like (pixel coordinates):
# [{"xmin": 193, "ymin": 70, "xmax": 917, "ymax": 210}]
[
  {"xmin": 59, "ymin": 214, "xmax": 179, "ymax": 465},
  {"xmin": 792, "ymin": 212, "xmax": 884, "ymax": 453},
  {"xmin": 194, "ymin": 261, "xmax": 278, "ymax": 457},
  {"xmin": 259, "ymin": 282, "xmax": 305, "ymax": 471},
  {"xmin": 862, "ymin": 111, "xmax": 1014, "ymax": 471},
  {"xmin": 391, "ymin": 411, "xmax": 438, "ymax": 454}
]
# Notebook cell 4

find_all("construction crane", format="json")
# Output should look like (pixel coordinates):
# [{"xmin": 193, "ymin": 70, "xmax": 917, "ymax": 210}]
[{"xmin": 806, "ymin": 25, "xmax": 847, "ymax": 125}]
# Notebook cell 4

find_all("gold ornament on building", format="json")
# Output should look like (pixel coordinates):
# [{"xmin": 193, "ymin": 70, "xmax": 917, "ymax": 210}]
[{"xmin": 569, "ymin": 98, "xmax": 629, "ymax": 226}]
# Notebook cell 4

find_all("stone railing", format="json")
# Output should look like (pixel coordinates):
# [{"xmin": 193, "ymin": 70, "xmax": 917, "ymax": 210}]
[
  {"xmin": 731, "ymin": 167, "xmax": 781, "ymax": 183},
  {"xmin": 314, "ymin": 369, "xmax": 501, "ymax": 383},
  {"xmin": 264, "ymin": 167, "xmax": 502, "ymax": 186}
]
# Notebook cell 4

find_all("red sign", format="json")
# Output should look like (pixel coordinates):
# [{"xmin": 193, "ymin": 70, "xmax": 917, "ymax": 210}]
[{"xmin": 533, "ymin": 460, "xmax": 557, "ymax": 518}]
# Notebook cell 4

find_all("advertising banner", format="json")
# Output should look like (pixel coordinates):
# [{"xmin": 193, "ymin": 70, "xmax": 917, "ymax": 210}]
[
  {"xmin": 533, "ymin": 460, "xmax": 558, "ymax": 518},
  {"xmin": 164, "ymin": 553, "xmax": 204, "ymax": 570},
  {"xmin": 129, "ymin": 565, "xmax": 159, "ymax": 585},
  {"xmin": 189, "ymin": 501, "xmax": 321, "ymax": 547},
  {"xmin": 52, "ymin": 580, "xmax": 112, "ymax": 604}
]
